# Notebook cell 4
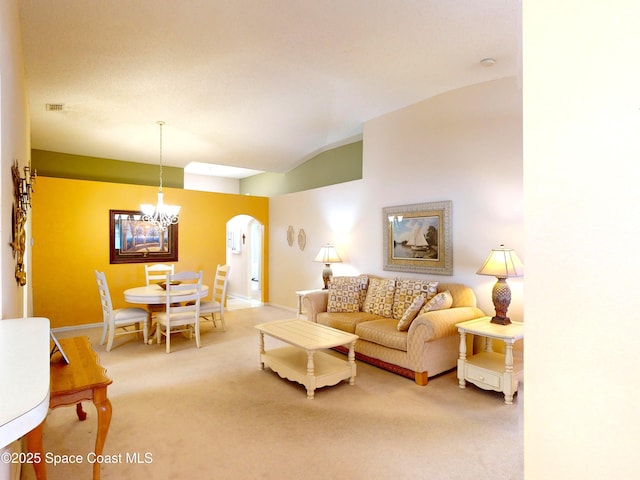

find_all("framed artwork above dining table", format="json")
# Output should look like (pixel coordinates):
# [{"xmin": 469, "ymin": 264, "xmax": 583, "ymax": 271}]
[{"xmin": 109, "ymin": 209, "xmax": 179, "ymax": 264}]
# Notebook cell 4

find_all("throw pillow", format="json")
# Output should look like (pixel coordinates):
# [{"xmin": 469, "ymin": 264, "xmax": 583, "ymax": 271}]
[
  {"xmin": 392, "ymin": 279, "xmax": 439, "ymax": 320},
  {"xmin": 356, "ymin": 274, "xmax": 370, "ymax": 310},
  {"xmin": 419, "ymin": 290, "xmax": 453, "ymax": 315},
  {"xmin": 327, "ymin": 276, "xmax": 365, "ymax": 313},
  {"xmin": 362, "ymin": 278, "xmax": 396, "ymax": 318},
  {"xmin": 397, "ymin": 295, "xmax": 425, "ymax": 331}
]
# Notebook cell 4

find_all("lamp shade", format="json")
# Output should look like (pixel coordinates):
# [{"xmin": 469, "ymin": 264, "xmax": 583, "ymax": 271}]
[
  {"xmin": 476, "ymin": 244, "xmax": 523, "ymax": 279},
  {"xmin": 314, "ymin": 244, "xmax": 342, "ymax": 264}
]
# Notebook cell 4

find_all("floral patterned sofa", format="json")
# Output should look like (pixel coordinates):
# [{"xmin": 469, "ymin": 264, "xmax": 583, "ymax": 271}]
[{"xmin": 302, "ymin": 275, "xmax": 485, "ymax": 385}]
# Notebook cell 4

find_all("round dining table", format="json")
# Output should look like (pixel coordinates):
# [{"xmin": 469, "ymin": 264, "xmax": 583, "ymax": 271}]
[{"xmin": 124, "ymin": 284, "xmax": 209, "ymax": 305}]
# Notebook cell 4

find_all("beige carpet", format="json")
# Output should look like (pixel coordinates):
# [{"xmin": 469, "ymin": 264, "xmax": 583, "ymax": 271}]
[{"xmin": 22, "ymin": 305, "xmax": 523, "ymax": 480}]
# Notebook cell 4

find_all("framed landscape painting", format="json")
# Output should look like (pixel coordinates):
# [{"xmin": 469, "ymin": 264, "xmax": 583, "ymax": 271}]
[
  {"xmin": 382, "ymin": 201, "xmax": 452, "ymax": 275},
  {"xmin": 109, "ymin": 209, "xmax": 179, "ymax": 264}
]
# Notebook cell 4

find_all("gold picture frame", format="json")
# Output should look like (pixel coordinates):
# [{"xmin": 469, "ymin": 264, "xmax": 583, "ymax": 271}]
[{"xmin": 382, "ymin": 201, "xmax": 452, "ymax": 275}]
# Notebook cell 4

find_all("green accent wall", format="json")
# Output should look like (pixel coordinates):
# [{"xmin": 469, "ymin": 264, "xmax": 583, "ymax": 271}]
[
  {"xmin": 31, "ymin": 140, "xmax": 362, "ymax": 195},
  {"xmin": 31, "ymin": 149, "xmax": 184, "ymax": 188},
  {"xmin": 239, "ymin": 141, "xmax": 362, "ymax": 196}
]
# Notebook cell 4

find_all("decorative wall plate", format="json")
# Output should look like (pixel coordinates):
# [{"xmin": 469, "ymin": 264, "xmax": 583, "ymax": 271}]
[
  {"xmin": 287, "ymin": 226, "xmax": 295, "ymax": 246},
  {"xmin": 298, "ymin": 228, "xmax": 306, "ymax": 251}
]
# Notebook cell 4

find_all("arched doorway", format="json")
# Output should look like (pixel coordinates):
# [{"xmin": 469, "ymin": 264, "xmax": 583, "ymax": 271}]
[{"xmin": 225, "ymin": 215, "xmax": 263, "ymax": 307}]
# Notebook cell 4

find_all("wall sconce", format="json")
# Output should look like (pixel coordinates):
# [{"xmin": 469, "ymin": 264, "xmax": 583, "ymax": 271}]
[
  {"xmin": 12, "ymin": 160, "xmax": 36, "ymax": 213},
  {"xmin": 10, "ymin": 160, "xmax": 36, "ymax": 286}
]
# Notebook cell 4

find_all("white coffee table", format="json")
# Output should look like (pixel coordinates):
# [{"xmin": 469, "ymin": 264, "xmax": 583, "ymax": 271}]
[{"xmin": 256, "ymin": 319, "xmax": 358, "ymax": 399}]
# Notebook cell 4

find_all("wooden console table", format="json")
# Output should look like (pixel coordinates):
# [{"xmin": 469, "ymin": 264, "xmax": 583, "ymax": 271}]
[{"xmin": 26, "ymin": 336, "xmax": 113, "ymax": 480}]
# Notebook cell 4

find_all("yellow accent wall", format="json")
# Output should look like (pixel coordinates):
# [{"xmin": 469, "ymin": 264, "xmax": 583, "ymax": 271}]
[{"xmin": 31, "ymin": 177, "xmax": 269, "ymax": 328}]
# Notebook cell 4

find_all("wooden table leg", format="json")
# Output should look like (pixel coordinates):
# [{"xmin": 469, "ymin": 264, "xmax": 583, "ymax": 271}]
[
  {"xmin": 92, "ymin": 386, "xmax": 112, "ymax": 480},
  {"xmin": 76, "ymin": 402, "xmax": 87, "ymax": 421},
  {"xmin": 258, "ymin": 331, "xmax": 265, "ymax": 370},
  {"xmin": 305, "ymin": 351, "xmax": 316, "ymax": 399},
  {"xmin": 457, "ymin": 330, "xmax": 467, "ymax": 388},
  {"xmin": 348, "ymin": 340, "xmax": 357, "ymax": 385},
  {"xmin": 25, "ymin": 421, "xmax": 47, "ymax": 480}
]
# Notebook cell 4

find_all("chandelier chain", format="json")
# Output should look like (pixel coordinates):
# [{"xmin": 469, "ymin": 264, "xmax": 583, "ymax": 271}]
[
  {"xmin": 158, "ymin": 120, "xmax": 164, "ymax": 192},
  {"xmin": 140, "ymin": 120, "xmax": 180, "ymax": 231}
]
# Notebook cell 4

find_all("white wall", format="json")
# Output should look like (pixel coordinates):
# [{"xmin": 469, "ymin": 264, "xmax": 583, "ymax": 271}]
[
  {"xmin": 269, "ymin": 77, "xmax": 523, "ymax": 319},
  {"xmin": 225, "ymin": 214, "xmax": 252, "ymax": 298},
  {"xmin": 1, "ymin": 1, "xmax": 32, "ymax": 477},
  {"xmin": 1, "ymin": 0, "xmax": 31, "ymax": 318},
  {"xmin": 524, "ymin": 1, "xmax": 640, "ymax": 478},
  {"xmin": 184, "ymin": 172, "xmax": 240, "ymax": 194}
]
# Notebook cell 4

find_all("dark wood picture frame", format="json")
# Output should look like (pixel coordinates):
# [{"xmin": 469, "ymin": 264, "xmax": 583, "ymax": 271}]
[{"xmin": 109, "ymin": 209, "xmax": 179, "ymax": 264}]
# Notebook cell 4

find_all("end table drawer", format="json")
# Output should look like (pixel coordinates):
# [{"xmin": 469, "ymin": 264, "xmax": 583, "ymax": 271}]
[{"xmin": 465, "ymin": 364, "xmax": 501, "ymax": 390}]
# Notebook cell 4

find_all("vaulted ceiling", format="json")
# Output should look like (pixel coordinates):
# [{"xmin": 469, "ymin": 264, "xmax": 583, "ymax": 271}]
[{"xmin": 18, "ymin": 0, "xmax": 521, "ymax": 177}]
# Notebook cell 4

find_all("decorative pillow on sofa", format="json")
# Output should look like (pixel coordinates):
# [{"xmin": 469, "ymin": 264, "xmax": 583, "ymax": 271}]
[
  {"xmin": 362, "ymin": 278, "xmax": 396, "ymax": 318},
  {"xmin": 327, "ymin": 276, "xmax": 368, "ymax": 313},
  {"xmin": 397, "ymin": 294, "xmax": 425, "ymax": 331},
  {"xmin": 355, "ymin": 274, "xmax": 370, "ymax": 310},
  {"xmin": 419, "ymin": 290, "xmax": 453, "ymax": 315},
  {"xmin": 392, "ymin": 279, "xmax": 439, "ymax": 320}
]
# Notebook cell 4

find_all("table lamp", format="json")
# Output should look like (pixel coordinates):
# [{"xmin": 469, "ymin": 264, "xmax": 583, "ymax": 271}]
[
  {"xmin": 476, "ymin": 244, "xmax": 523, "ymax": 325},
  {"xmin": 314, "ymin": 244, "xmax": 342, "ymax": 289}
]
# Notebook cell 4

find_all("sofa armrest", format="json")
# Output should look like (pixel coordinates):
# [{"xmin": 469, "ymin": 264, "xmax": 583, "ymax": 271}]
[
  {"xmin": 408, "ymin": 306, "xmax": 486, "ymax": 344},
  {"xmin": 302, "ymin": 290, "xmax": 328, "ymax": 322}
]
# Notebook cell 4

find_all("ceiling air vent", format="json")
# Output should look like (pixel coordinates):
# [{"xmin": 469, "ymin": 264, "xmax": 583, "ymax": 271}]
[{"xmin": 46, "ymin": 103, "xmax": 64, "ymax": 111}]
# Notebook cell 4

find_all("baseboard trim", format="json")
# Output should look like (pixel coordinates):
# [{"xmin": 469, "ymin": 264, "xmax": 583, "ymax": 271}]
[{"xmin": 51, "ymin": 322, "xmax": 102, "ymax": 333}]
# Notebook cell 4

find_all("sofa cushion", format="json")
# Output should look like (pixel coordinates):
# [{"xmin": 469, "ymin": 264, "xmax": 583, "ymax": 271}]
[
  {"xmin": 317, "ymin": 311, "xmax": 383, "ymax": 334},
  {"xmin": 327, "ymin": 276, "xmax": 369, "ymax": 313},
  {"xmin": 392, "ymin": 279, "xmax": 439, "ymax": 320},
  {"xmin": 397, "ymin": 294, "xmax": 425, "ymax": 331},
  {"xmin": 362, "ymin": 278, "xmax": 396, "ymax": 318},
  {"xmin": 356, "ymin": 319, "xmax": 408, "ymax": 352},
  {"xmin": 419, "ymin": 290, "xmax": 453, "ymax": 314}
]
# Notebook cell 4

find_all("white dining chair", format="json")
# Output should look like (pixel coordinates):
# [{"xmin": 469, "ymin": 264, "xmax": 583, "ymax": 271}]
[
  {"xmin": 95, "ymin": 270, "xmax": 149, "ymax": 351},
  {"xmin": 199, "ymin": 264, "xmax": 230, "ymax": 331},
  {"xmin": 155, "ymin": 270, "xmax": 203, "ymax": 353},
  {"xmin": 145, "ymin": 263, "xmax": 175, "ymax": 285}
]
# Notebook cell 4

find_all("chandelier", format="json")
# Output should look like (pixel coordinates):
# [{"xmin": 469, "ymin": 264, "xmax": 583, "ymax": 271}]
[{"xmin": 141, "ymin": 121, "xmax": 180, "ymax": 230}]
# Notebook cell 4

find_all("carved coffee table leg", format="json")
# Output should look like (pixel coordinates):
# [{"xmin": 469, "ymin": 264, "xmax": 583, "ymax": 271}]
[
  {"xmin": 258, "ymin": 331, "xmax": 265, "ymax": 370},
  {"xmin": 76, "ymin": 402, "xmax": 87, "ymax": 421},
  {"xmin": 306, "ymin": 351, "xmax": 316, "ymax": 399},
  {"xmin": 92, "ymin": 386, "xmax": 112, "ymax": 480},
  {"xmin": 348, "ymin": 341, "xmax": 357, "ymax": 385}
]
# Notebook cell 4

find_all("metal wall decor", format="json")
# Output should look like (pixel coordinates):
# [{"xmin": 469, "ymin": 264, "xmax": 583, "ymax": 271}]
[{"xmin": 10, "ymin": 160, "xmax": 36, "ymax": 286}]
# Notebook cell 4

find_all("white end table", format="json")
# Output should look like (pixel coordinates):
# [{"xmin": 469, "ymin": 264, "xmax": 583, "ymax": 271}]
[
  {"xmin": 456, "ymin": 316, "xmax": 524, "ymax": 404},
  {"xmin": 295, "ymin": 289, "xmax": 324, "ymax": 318}
]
